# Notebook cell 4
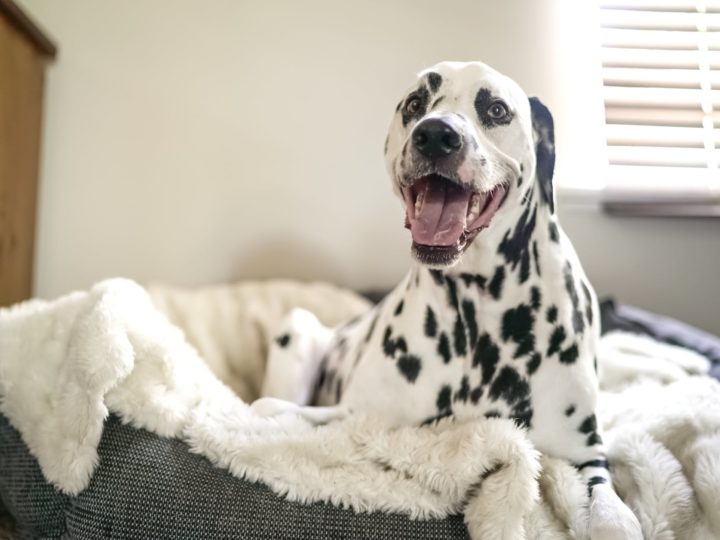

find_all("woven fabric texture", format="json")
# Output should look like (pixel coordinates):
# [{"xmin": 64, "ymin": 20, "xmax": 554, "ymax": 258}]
[{"xmin": 0, "ymin": 414, "xmax": 469, "ymax": 539}]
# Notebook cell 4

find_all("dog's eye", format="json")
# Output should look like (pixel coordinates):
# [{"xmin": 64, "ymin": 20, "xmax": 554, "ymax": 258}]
[
  {"xmin": 488, "ymin": 101, "xmax": 509, "ymax": 120},
  {"xmin": 405, "ymin": 97, "xmax": 422, "ymax": 115}
]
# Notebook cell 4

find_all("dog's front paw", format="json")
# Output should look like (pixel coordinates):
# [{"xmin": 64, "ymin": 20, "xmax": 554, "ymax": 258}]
[{"xmin": 589, "ymin": 485, "xmax": 642, "ymax": 540}]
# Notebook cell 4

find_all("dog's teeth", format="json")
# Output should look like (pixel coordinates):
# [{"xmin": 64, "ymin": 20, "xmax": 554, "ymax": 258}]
[
  {"xmin": 467, "ymin": 193, "xmax": 481, "ymax": 222},
  {"xmin": 415, "ymin": 189, "xmax": 425, "ymax": 213}
]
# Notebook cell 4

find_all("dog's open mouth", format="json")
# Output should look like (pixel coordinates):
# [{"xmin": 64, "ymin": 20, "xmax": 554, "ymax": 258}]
[{"xmin": 401, "ymin": 174, "xmax": 508, "ymax": 265}]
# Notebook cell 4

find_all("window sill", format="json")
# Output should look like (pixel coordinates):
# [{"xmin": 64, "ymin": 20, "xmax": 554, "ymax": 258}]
[
  {"xmin": 557, "ymin": 186, "xmax": 720, "ymax": 218},
  {"xmin": 601, "ymin": 200, "xmax": 720, "ymax": 218}
]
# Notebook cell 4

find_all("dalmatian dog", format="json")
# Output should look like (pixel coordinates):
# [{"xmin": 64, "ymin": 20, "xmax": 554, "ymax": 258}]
[{"xmin": 255, "ymin": 61, "xmax": 642, "ymax": 539}]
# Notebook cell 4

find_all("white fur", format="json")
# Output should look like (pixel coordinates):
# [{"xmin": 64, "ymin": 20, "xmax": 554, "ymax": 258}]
[{"xmin": 1, "ymin": 280, "xmax": 719, "ymax": 540}]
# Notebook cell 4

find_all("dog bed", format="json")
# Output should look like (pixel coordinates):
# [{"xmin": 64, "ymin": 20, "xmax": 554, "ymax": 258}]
[{"xmin": 1, "ymin": 279, "xmax": 720, "ymax": 539}]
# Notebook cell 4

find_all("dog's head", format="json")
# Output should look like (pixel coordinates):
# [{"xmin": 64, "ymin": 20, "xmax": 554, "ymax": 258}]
[{"xmin": 384, "ymin": 61, "xmax": 555, "ymax": 267}]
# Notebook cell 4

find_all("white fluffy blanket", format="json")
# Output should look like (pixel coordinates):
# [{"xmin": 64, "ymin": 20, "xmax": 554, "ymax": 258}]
[{"xmin": 1, "ymin": 279, "xmax": 719, "ymax": 540}]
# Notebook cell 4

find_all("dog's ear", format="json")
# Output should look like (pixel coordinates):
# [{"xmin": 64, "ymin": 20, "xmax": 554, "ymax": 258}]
[{"xmin": 529, "ymin": 97, "xmax": 555, "ymax": 214}]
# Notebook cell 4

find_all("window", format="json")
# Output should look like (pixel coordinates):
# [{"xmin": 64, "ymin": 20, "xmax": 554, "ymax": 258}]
[{"xmin": 599, "ymin": 0, "xmax": 720, "ymax": 215}]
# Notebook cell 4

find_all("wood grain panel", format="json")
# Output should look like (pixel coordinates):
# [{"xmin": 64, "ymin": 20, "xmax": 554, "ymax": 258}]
[{"xmin": 0, "ymin": 12, "xmax": 46, "ymax": 306}]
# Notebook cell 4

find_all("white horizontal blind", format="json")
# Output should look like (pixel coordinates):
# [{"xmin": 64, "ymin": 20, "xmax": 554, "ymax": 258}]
[{"xmin": 600, "ymin": 0, "xmax": 720, "ymax": 203}]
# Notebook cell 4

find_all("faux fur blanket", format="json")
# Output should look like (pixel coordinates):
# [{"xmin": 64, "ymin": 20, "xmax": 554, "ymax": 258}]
[{"xmin": 1, "ymin": 279, "xmax": 719, "ymax": 540}]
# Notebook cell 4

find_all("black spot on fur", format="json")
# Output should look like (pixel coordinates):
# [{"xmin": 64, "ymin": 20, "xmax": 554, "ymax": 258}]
[
  {"xmin": 445, "ymin": 277, "xmax": 460, "ymax": 310},
  {"xmin": 530, "ymin": 287, "xmax": 541, "ymax": 311},
  {"xmin": 564, "ymin": 262, "xmax": 585, "ymax": 334},
  {"xmin": 532, "ymin": 241, "xmax": 541, "ymax": 277},
  {"xmin": 586, "ymin": 433, "xmax": 603, "ymax": 446},
  {"xmin": 484, "ymin": 410, "xmax": 502, "ymax": 419},
  {"xmin": 547, "ymin": 326, "xmax": 566, "ymax": 356},
  {"xmin": 437, "ymin": 333, "xmax": 452, "ymax": 364},
  {"xmin": 474, "ymin": 88, "xmax": 514, "ymax": 128},
  {"xmin": 437, "ymin": 384, "xmax": 452, "ymax": 413},
  {"xmin": 275, "ymin": 333, "xmax": 291, "ymax": 348},
  {"xmin": 512, "ymin": 400, "xmax": 534, "ymax": 429},
  {"xmin": 402, "ymin": 85, "xmax": 430, "ymax": 127},
  {"xmin": 516, "ymin": 175, "xmax": 523, "ymax": 188},
  {"xmin": 572, "ymin": 310, "xmax": 585, "ymax": 334},
  {"xmin": 514, "ymin": 337, "xmax": 534, "ymax": 359},
  {"xmin": 565, "ymin": 404, "xmax": 576, "ymax": 416},
  {"xmin": 460, "ymin": 273, "xmax": 486, "ymax": 289},
  {"xmin": 526, "ymin": 353, "xmax": 541, "ymax": 375},
  {"xmin": 498, "ymin": 206, "xmax": 537, "ymax": 285},
  {"xmin": 579, "ymin": 415, "xmax": 597, "ymax": 434},
  {"xmin": 470, "ymin": 386, "xmax": 483, "ymax": 404},
  {"xmin": 529, "ymin": 97, "xmax": 556, "ymax": 214},
  {"xmin": 587, "ymin": 476, "xmax": 607, "ymax": 496},
  {"xmin": 488, "ymin": 266, "xmax": 506, "ymax": 300},
  {"xmin": 462, "ymin": 300, "xmax": 478, "ymax": 347},
  {"xmin": 394, "ymin": 300, "xmax": 404, "ymax": 316},
  {"xmin": 521, "ymin": 188, "xmax": 533, "ymax": 207},
  {"xmin": 546, "ymin": 305, "xmax": 558, "ymax": 324},
  {"xmin": 454, "ymin": 376, "xmax": 470, "ymax": 403},
  {"xmin": 421, "ymin": 411, "xmax": 453, "ymax": 426},
  {"xmin": 382, "ymin": 326, "xmax": 407, "ymax": 358},
  {"xmin": 429, "ymin": 269, "xmax": 445, "ymax": 286},
  {"xmin": 559, "ymin": 344, "xmax": 579, "ymax": 364},
  {"xmin": 453, "ymin": 316, "xmax": 467, "ymax": 357},
  {"xmin": 548, "ymin": 221, "xmax": 559, "ymax": 243},
  {"xmin": 427, "ymin": 72, "xmax": 442, "ymax": 92},
  {"xmin": 578, "ymin": 459, "xmax": 609, "ymax": 470},
  {"xmin": 474, "ymin": 333, "xmax": 500, "ymax": 385},
  {"xmin": 582, "ymin": 281, "xmax": 594, "ymax": 325},
  {"xmin": 397, "ymin": 354, "xmax": 422, "ymax": 383},
  {"xmin": 424, "ymin": 306, "xmax": 438, "ymax": 338},
  {"xmin": 501, "ymin": 304, "xmax": 535, "ymax": 359},
  {"xmin": 489, "ymin": 366, "xmax": 530, "ymax": 406}
]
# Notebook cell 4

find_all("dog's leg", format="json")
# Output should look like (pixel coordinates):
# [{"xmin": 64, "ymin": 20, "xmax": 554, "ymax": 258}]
[
  {"xmin": 573, "ymin": 440, "xmax": 643, "ymax": 540},
  {"xmin": 260, "ymin": 308, "xmax": 332, "ymax": 404},
  {"xmin": 252, "ymin": 308, "xmax": 347, "ymax": 424}
]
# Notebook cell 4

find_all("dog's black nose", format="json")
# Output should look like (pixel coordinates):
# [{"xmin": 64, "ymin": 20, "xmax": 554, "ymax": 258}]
[{"xmin": 412, "ymin": 118, "xmax": 462, "ymax": 158}]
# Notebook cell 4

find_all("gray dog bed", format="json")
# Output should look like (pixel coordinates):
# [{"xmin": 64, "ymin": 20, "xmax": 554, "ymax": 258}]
[{"xmin": 0, "ymin": 413, "xmax": 469, "ymax": 540}]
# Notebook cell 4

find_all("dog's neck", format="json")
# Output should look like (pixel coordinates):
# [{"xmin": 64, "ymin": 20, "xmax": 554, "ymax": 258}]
[{"xmin": 410, "ymin": 178, "xmax": 558, "ymax": 282}]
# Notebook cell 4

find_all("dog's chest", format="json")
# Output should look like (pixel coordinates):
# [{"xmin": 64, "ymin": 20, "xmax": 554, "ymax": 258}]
[{"xmin": 317, "ymin": 257, "xmax": 595, "ymax": 431}]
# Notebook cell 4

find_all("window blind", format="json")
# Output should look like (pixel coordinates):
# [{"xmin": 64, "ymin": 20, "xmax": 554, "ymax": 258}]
[{"xmin": 599, "ymin": 0, "xmax": 720, "ymax": 210}]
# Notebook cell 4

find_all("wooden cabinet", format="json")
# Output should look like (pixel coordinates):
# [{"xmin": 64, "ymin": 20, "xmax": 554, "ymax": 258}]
[{"xmin": 0, "ymin": 0, "xmax": 55, "ymax": 306}]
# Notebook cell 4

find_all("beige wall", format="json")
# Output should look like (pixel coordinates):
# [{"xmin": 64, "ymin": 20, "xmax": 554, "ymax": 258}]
[{"xmin": 19, "ymin": 0, "xmax": 720, "ymax": 334}]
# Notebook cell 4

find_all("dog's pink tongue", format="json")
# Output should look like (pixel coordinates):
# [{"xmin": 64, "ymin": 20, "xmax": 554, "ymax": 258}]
[{"xmin": 410, "ymin": 180, "xmax": 471, "ymax": 246}]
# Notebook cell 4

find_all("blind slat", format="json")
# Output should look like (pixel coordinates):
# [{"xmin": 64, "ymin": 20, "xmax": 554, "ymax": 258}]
[
  {"xmin": 600, "ymin": 0, "xmax": 720, "ymax": 13},
  {"xmin": 606, "ymin": 124, "xmax": 720, "ymax": 146},
  {"xmin": 601, "ymin": 28, "xmax": 720, "ymax": 49},
  {"xmin": 605, "ymin": 106, "xmax": 720, "ymax": 127},
  {"xmin": 601, "ymin": 9, "xmax": 720, "ymax": 30},
  {"xmin": 604, "ymin": 86, "xmax": 720, "ymax": 107},
  {"xmin": 607, "ymin": 145, "xmax": 717, "ymax": 167},
  {"xmin": 604, "ymin": 165, "xmax": 720, "ymax": 191},
  {"xmin": 602, "ymin": 48, "xmax": 720, "ymax": 69},
  {"xmin": 603, "ymin": 67, "xmax": 720, "ymax": 88}
]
